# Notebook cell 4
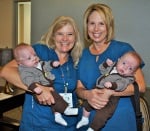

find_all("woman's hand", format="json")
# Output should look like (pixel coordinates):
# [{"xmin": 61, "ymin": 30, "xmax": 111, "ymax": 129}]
[
  {"xmin": 86, "ymin": 88, "xmax": 114, "ymax": 109},
  {"xmin": 34, "ymin": 83, "xmax": 55, "ymax": 105},
  {"xmin": 76, "ymin": 80, "xmax": 114, "ymax": 109}
]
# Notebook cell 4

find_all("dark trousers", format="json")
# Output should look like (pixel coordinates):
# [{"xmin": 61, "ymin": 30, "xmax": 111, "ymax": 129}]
[
  {"xmin": 51, "ymin": 90, "xmax": 68, "ymax": 113},
  {"xmin": 83, "ymin": 96, "xmax": 119, "ymax": 131}
]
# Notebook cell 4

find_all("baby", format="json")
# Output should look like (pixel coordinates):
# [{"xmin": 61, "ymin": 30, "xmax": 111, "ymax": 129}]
[
  {"xmin": 13, "ymin": 43, "xmax": 78, "ymax": 126},
  {"xmin": 76, "ymin": 51, "xmax": 142, "ymax": 131}
]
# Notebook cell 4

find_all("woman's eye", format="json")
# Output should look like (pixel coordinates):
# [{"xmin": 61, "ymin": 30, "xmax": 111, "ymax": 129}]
[
  {"xmin": 68, "ymin": 33, "xmax": 73, "ymax": 36},
  {"xmin": 88, "ymin": 22, "xmax": 95, "ymax": 25},
  {"xmin": 55, "ymin": 33, "xmax": 63, "ymax": 36},
  {"xmin": 99, "ymin": 22, "xmax": 105, "ymax": 25}
]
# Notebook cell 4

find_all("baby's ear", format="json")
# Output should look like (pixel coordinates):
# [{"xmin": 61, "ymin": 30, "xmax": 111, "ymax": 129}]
[
  {"xmin": 16, "ymin": 60, "xmax": 21, "ymax": 65},
  {"xmin": 18, "ymin": 63, "xmax": 22, "ymax": 66}
]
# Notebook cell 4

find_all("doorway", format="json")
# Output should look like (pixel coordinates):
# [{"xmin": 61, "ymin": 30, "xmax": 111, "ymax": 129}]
[{"xmin": 17, "ymin": 2, "xmax": 31, "ymax": 44}]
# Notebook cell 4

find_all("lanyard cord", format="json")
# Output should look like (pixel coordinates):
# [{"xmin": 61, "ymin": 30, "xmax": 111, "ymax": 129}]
[{"xmin": 60, "ymin": 62, "xmax": 69, "ymax": 93}]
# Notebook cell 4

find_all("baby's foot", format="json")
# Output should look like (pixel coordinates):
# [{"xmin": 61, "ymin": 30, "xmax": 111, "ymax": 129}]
[
  {"xmin": 76, "ymin": 116, "xmax": 89, "ymax": 129},
  {"xmin": 55, "ymin": 113, "xmax": 67, "ymax": 126},
  {"xmin": 87, "ymin": 127, "xmax": 94, "ymax": 131},
  {"xmin": 64, "ymin": 107, "xmax": 78, "ymax": 115}
]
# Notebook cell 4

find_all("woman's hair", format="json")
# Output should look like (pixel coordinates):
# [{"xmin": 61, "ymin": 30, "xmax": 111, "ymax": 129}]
[
  {"xmin": 84, "ymin": 3, "xmax": 115, "ymax": 44},
  {"xmin": 40, "ymin": 16, "xmax": 83, "ymax": 67}
]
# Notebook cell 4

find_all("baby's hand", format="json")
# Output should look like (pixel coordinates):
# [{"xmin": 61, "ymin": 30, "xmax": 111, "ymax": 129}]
[
  {"xmin": 53, "ymin": 61, "xmax": 60, "ymax": 67},
  {"xmin": 34, "ymin": 87, "xmax": 43, "ymax": 95},
  {"xmin": 106, "ymin": 58, "xmax": 113, "ymax": 66},
  {"xmin": 104, "ymin": 82, "xmax": 112, "ymax": 88}
]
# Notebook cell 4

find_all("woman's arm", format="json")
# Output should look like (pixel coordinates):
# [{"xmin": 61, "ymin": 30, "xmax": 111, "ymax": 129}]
[
  {"xmin": 76, "ymin": 68, "xmax": 146, "ymax": 109},
  {"xmin": 113, "ymin": 68, "xmax": 146, "ymax": 96},
  {"xmin": 0, "ymin": 60, "xmax": 28, "ymax": 90},
  {"xmin": 76, "ymin": 80, "xmax": 111, "ymax": 109},
  {"xmin": 0, "ymin": 60, "xmax": 55, "ymax": 105}
]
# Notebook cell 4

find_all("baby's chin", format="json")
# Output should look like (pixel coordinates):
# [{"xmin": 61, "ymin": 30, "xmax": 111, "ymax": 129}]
[
  {"xmin": 31, "ymin": 63, "xmax": 38, "ymax": 68},
  {"xmin": 33, "ymin": 64, "xmax": 38, "ymax": 67},
  {"xmin": 118, "ymin": 70, "xmax": 124, "ymax": 75},
  {"xmin": 119, "ymin": 72, "xmax": 132, "ymax": 76}
]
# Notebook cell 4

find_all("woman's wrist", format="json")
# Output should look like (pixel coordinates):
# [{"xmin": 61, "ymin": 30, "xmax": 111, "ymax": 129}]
[
  {"xmin": 28, "ymin": 83, "xmax": 43, "ymax": 95},
  {"xmin": 76, "ymin": 88, "xmax": 89, "ymax": 100},
  {"xmin": 83, "ymin": 89, "xmax": 89, "ymax": 100},
  {"xmin": 104, "ymin": 88, "xmax": 114, "ymax": 97}
]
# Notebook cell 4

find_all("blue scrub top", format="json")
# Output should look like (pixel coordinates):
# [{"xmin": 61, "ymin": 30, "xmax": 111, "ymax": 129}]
[
  {"xmin": 78, "ymin": 40, "xmax": 144, "ymax": 131},
  {"xmin": 19, "ymin": 44, "xmax": 80, "ymax": 131}
]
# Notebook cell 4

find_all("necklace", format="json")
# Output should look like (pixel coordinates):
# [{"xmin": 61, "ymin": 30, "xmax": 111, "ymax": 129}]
[
  {"xmin": 60, "ymin": 63, "xmax": 69, "ymax": 93},
  {"xmin": 90, "ymin": 43, "xmax": 110, "ymax": 62},
  {"xmin": 90, "ymin": 45, "xmax": 101, "ymax": 62},
  {"xmin": 96, "ymin": 55, "xmax": 99, "ymax": 62}
]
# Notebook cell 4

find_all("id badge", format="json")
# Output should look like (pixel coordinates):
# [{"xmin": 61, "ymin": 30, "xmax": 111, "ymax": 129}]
[{"xmin": 59, "ymin": 93, "xmax": 73, "ymax": 107}]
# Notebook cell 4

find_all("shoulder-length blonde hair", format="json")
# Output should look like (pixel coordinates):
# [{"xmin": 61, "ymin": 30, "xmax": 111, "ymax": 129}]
[
  {"xmin": 40, "ymin": 16, "xmax": 83, "ymax": 67},
  {"xmin": 84, "ymin": 3, "xmax": 115, "ymax": 44}
]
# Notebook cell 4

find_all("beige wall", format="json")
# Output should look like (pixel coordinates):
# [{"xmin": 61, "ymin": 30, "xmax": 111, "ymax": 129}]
[
  {"xmin": 0, "ymin": 0, "xmax": 14, "ymax": 48},
  {"xmin": 0, "ymin": 0, "xmax": 31, "ymax": 49}
]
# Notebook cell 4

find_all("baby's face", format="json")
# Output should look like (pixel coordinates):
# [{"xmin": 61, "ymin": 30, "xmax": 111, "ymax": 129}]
[
  {"xmin": 116, "ymin": 54, "xmax": 138, "ymax": 76},
  {"xmin": 19, "ymin": 47, "xmax": 39, "ymax": 67}
]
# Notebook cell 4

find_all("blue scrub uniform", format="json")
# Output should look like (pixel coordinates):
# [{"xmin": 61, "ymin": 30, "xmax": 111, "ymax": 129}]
[{"xmin": 78, "ymin": 40, "xmax": 143, "ymax": 131}]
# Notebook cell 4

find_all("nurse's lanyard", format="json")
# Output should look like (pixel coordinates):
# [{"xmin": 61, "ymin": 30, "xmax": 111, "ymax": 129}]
[
  {"xmin": 60, "ymin": 63, "xmax": 69, "ymax": 93},
  {"xmin": 59, "ymin": 62, "xmax": 73, "ymax": 107}
]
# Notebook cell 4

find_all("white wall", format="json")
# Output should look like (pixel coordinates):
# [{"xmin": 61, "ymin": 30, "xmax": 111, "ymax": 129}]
[
  {"xmin": 31, "ymin": 0, "xmax": 150, "ymax": 87},
  {"xmin": 18, "ymin": 2, "xmax": 31, "ymax": 44}
]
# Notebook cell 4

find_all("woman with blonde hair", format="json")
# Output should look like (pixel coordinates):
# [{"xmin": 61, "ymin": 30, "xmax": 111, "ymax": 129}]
[
  {"xmin": 76, "ymin": 3, "xmax": 145, "ymax": 131},
  {"xmin": 0, "ymin": 16, "xmax": 83, "ymax": 131}
]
